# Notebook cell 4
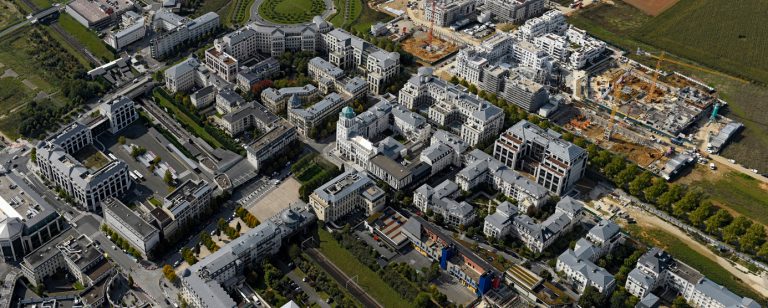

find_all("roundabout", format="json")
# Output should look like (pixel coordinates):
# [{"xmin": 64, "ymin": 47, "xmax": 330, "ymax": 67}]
[{"xmin": 251, "ymin": 0, "xmax": 335, "ymax": 25}]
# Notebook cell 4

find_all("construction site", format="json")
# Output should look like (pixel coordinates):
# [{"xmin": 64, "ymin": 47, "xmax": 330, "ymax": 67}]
[
  {"xmin": 563, "ymin": 52, "xmax": 733, "ymax": 174},
  {"xmin": 400, "ymin": 28, "xmax": 459, "ymax": 64}
]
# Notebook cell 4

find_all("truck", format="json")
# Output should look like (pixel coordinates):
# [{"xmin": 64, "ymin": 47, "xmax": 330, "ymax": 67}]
[{"xmin": 709, "ymin": 163, "xmax": 716, "ymax": 170}]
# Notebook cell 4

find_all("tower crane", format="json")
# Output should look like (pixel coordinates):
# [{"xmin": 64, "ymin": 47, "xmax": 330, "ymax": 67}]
[
  {"xmin": 646, "ymin": 51, "xmax": 665, "ymax": 103},
  {"xmin": 604, "ymin": 71, "xmax": 629, "ymax": 141},
  {"xmin": 427, "ymin": 0, "xmax": 435, "ymax": 45}
]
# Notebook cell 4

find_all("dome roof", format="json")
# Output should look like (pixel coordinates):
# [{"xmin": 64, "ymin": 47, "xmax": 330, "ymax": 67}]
[{"xmin": 341, "ymin": 106, "xmax": 356, "ymax": 119}]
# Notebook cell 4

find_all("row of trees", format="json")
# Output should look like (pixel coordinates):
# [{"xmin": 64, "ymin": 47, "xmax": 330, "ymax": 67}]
[
  {"xmin": 235, "ymin": 206, "xmax": 261, "ymax": 228},
  {"xmin": 100, "ymin": 224, "xmax": 143, "ymax": 259},
  {"xmin": 294, "ymin": 255, "xmax": 360, "ymax": 307}
]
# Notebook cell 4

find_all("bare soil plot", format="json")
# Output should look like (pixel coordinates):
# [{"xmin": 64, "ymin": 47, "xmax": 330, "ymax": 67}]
[{"xmin": 622, "ymin": 0, "xmax": 678, "ymax": 16}]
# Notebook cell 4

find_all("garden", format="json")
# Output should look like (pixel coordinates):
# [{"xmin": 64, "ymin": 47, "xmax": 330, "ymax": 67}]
[{"xmin": 258, "ymin": 0, "xmax": 326, "ymax": 24}]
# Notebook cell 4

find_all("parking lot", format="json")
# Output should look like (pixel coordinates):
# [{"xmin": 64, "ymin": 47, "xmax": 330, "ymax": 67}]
[
  {"xmin": 98, "ymin": 123, "xmax": 201, "ymax": 205},
  {"xmin": 245, "ymin": 177, "xmax": 300, "ymax": 221}
]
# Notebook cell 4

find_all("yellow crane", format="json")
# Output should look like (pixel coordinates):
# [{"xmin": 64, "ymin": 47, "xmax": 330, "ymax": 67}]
[
  {"xmin": 604, "ymin": 73, "xmax": 626, "ymax": 141},
  {"xmin": 646, "ymin": 51, "xmax": 665, "ymax": 103}
]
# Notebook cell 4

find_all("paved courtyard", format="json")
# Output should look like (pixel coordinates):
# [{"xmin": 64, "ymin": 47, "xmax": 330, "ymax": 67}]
[{"xmin": 246, "ymin": 177, "xmax": 301, "ymax": 221}]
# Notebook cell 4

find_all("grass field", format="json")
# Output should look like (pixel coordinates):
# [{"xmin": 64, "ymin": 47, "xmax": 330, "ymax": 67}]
[
  {"xmin": 152, "ymin": 89, "xmax": 224, "ymax": 148},
  {"xmin": 227, "ymin": 0, "xmax": 255, "ymax": 26},
  {"xmin": 350, "ymin": 0, "xmax": 389, "ymax": 33},
  {"xmin": 316, "ymin": 228, "xmax": 411, "ymax": 308},
  {"xmin": 197, "ymin": 0, "xmax": 233, "ymax": 17},
  {"xmin": 258, "ymin": 0, "xmax": 326, "ymax": 24},
  {"xmin": 57, "ymin": 14, "xmax": 115, "ymax": 62},
  {"xmin": 690, "ymin": 172, "xmax": 768, "ymax": 226},
  {"xmin": 0, "ymin": 0, "xmax": 23, "ymax": 31},
  {"xmin": 627, "ymin": 225, "xmax": 764, "ymax": 303}
]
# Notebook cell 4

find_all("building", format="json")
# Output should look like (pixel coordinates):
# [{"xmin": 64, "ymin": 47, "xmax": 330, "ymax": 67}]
[
  {"xmin": 0, "ymin": 172, "xmax": 64, "ymax": 262},
  {"xmin": 105, "ymin": 11, "xmax": 146, "ymax": 50},
  {"xmin": 500, "ymin": 72, "xmax": 548, "ymax": 112},
  {"xmin": 288, "ymin": 92, "xmax": 348, "ymax": 137},
  {"xmin": 493, "ymin": 120, "xmax": 587, "ymax": 195},
  {"xmin": 398, "ymin": 67, "xmax": 504, "ymax": 146},
  {"xmin": 323, "ymin": 29, "xmax": 400, "ymax": 94},
  {"xmin": 99, "ymin": 96, "xmax": 139, "ymax": 134},
  {"xmin": 218, "ymin": 101, "xmax": 279, "ymax": 137},
  {"xmin": 516, "ymin": 10, "xmax": 567, "ymax": 41},
  {"xmin": 36, "ymin": 123, "xmax": 131, "ymax": 212},
  {"xmin": 423, "ymin": 0, "xmax": 476, "ymax": 27},
  {"xmin": 401, "ymin": 216, "xmax": 501, "ymax": 295},
  {"xmin": 364, "ymin": 207, "xmax": 410, "ymax": 250},
  {"xmin": 412, "ymin": 180, "xmax": 475, "ymax": 226},
  {"xmin": 236, "ymin": 57, "xmax": 280, "ymax": 91},
  {"xmin": 308, "ymin": 57, "xmax": 345, "ymax": 83},
  {"xmin": 102, "ymin": 198, "xmax": 160, "ymax": 257},
  {"xmin": 65, "ymin": 0, "xmax": 135, "ymax": 29},
  {"xmin": 309, "ymin": 170, "xmax": 385, "ymax": 222},
  {"xmin": 21, "ymin": 229, "xmax": 113, "ymax": 289},
  {"xmin": 211, "ymin": 17, "xmax": 331, "ymax": 61},
  {"xmin": 163, "ymin": 179, "xmax": 214, "ymax": 228},
  {"xmin": 150, "ymin": 11, "xmax": 220, "ymax": 59},
  {"xmin": 204, "ymin": 48, "xmax": 239, "ymax": 82},
  {"xmin": 484, "ymin": 0, "xmax": 545, "ymax": 24},
  {"xmin": 556, "ymin": 249, "xmax": 615, "ymax": 293},
  {"xmin": 457, "ymin": 150, "xmax": 550, "ymax": 210},
  {"xmin": 245, "ymin": 120, "xmax": 298, "ymax": 170},
  {"xmin": 191, "ymin": 86, "xmax": 216, "ymax": 108},
  {"xmin": 261, "ymin": 85, "xmax": 320, "ymax": 114},
  {"xmin": 482, "ymin": 201, "xmax": 517, "ymax": 239},
  {"xmin": 181, "ymin": 203, "xmax": 315, "ymax": 308},
  {"xmin": 626, "ymin": 247, "xmax": 760, "ymax": 308},
  {"xmin": 165, "ymin": 57, "xmax": 208, "ymax": 93},
  {"xmin": 708, "ymin": 122, "xmax": 743, "ymax": 154}
]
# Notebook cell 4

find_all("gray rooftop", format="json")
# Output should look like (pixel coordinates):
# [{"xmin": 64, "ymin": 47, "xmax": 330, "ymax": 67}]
[
  {"xmin": 312, "ymin": 171, "xmax": 374, "ymax": 204},
  {"xmin": 558, "ymin": 249, "xmax": 615, "ymax": 290},
  {"xmin": 103, "ymin": 198, "xmax": 159, "ymax": 239},
  {"xmin": 370, "ymin": 154, "xmax": 410, "ymax": 180},
  {"xmin": 587, "ymin": 219, "xmax": 620, "ymax": 243}
]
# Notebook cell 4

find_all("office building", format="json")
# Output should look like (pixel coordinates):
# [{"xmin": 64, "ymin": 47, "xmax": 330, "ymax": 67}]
[
  {"xmin": 165, "ymin": 57, "xmax": 209, "ymax": 93},
  {"xmin": 181, "ymin": 203, "xmax": 315, "ymax": 307},
  {"xmin": 500, "ymin": 72, "xmax": 548, "ymax": 112},
  {"xmin": 309, "ymin": 171, "xmax": 385, "ymax": 222},
  {"xmin": 235, "ymin": 57, "xmax": 280, "ymax": 92},
  {"xmin": 288, "ymin": 92, "xmax": 348, "ymax": 137},
  {"xmin": 493, "ymin": 120, "xmax": 587, "ymax": 195},
  {"xmin": 102, "ymin": 198, "xmax": 160, "ymax": 257},
  {"xmin": 219, "ymin": 101, "xmax": 279, "ymax": 137},
  {"xmin": 211, "ymin": 17, "xmax": 331, "ymax": 61},
  {"xmin": 244, "ymin": 119, "xmax": 298, "ymax": 170},
  {"xmin": 36, "ymin": 123, "xmax": 131, "ymax": 212},
  {"xmin": 484, "ymin": 0, "xmax": 545, "ymax": 24},
  {"xmin": 423, "ymin": 0, "xmax": 476, "ymax": 27},
  {"xmin": 163, "ymin": 179, "xmax": 214, "ymax": 228},
  {"xmin": 150, "ymin": 10, "xmax": 220, "ymax": 59},
  {"xmin": 22, "ymin": 230, "xmax": 113, "ymax": 289},
  {"xmin": 323, "ymin": 29, "xmax": 400, "ymax": 94},
  {"xmin": 105, "ymin": 11, "xmax": 146, "ymax": 50},
  {"xmin": 191, "ymin": 86, "xmax": 216, "ymax": 108},
  {"xmin": 261, "ymin": 85, "xmax": 320, "ymax": 114},
  {"xmin": 398, "ymin": 67, "xmax": 504, "ymax": 146},
  {"xmin": 99, "ymin": 96, "xmax": 139, "ymax": 134},
  {"xmin": 0, "ymin": 172, "xmax": 64, "ymax": 262},
  {"xmin": 66, "ymin": 0, "xmax": 135, "ymax": 29},
  {"xmin": 204, "ymin": 48, "xmax": 239, "ymax": 82}
]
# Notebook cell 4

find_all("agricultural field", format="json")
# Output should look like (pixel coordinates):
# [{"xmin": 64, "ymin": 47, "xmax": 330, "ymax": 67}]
[
  {"xmin": 258, "ymin": 0, "xmax": 326, "ymax": 24},
  {"xmin": 0, "ymin": 0, "xmax": 23, "ymax": 31},
  {"xmin": 57, "ymin": 14, "xmax": 115, "ymax": 62}
]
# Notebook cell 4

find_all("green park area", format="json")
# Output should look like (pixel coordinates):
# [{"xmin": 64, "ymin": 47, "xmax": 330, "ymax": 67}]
[
  {"xmin": 316, "ymin": 228, "xmax": 412, "ymax": 308},
  {"xmin": 329, "ymin": 0, "xmax": 390, "ymax": 33},
  {"xmin": 57, "ymin": 14, "xmax": 115, "ymax": 62},
  {"xmin": 258, "ymin": 0, "xmax": 326, "ymax": 24},
  {"xmin": 690, "ymin": 172, "xmax": 768, "ymax": 227},
  {"xmin": 0, "ymin": 0, "xmax": 23, "ymax": 31}
]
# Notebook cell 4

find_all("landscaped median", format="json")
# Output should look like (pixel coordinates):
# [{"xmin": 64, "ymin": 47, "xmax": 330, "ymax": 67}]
[{"xmin": 316, "ymin": 228, "xmax": 411, "ymax": 308}]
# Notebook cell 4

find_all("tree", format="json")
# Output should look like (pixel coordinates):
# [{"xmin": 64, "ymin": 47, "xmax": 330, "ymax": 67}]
[
  {"xmin": 722, "ymin": 216, "xmax": 752, "ymax": 244},
  {"xmin": 449, "ymin": 76, "xmax": 460, "ymax": 84},
  {"xmin": 162, "ymin": 264, "xmax": 178, "ymax": 282},
  {"xmin": 578, "ymin": 286, "xmax": 604, "ymax": 307},
  {"xmin": 614, "ymin": 164, "xmax": 638, "ymax": 188},
  {"xmin": 657, "ymin": 184, "xmax": 684, "ymax": 211},
  {"xmin": 164, "ymin": 170, "xmax": 173, "ymax": 185},
  {"xmin": 758, "ymin": 242, "xmax": 768, "ymax": 258},
  {"xmin": 643, "ymin": 178, "xmax": 668, "ymax": 203},
  {"xmin": 704, "ymin": 209, "xmax": 733, "ymax": 234},
  {"xmin": 414, "ymin": 292, "xmax": 431, "ymax": 308},
  {"xmin": 688, "ymin": 201, "xmax": 713, "ymax": 227},
  {"xmin": 628, "ymin": 171, "xmax": 652, "ymax": 196},
  {"xmin": 671, "ymin": 296, "xmax": 691, "ymax": 308},
  {"xmin": 30, "ymin": 147, "xmax": 36, "ymax": 163},
  {"xmin": 672, "ymin": 188, "xmax": 703, "ymax": 218},
  {"xmin": 738, "ymin": 223, "xmax": 765, "ymax": 252},
  {"xmin": 118, "ymin": 135, "xmax": 126, "ymax": 145}
]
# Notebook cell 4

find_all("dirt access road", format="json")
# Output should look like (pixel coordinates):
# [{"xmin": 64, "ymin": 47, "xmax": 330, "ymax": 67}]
[{"xmin": 598, "ymin": 196, "xmax": 768, "ymax": 298}]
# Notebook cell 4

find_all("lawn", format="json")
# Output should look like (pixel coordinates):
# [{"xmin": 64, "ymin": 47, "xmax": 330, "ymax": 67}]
[
  {"xmin": 197, "ymin": 0, "xmax": 233, "ymax": 17},
  {"xmin": 349, "ymin": 0, "xmax": 390, "ymax": 33},
  {"xmin": 627, "ymin": 225, "xmax": 764, "ymax": 303},
  {"xmin": 690, "ymin": 172, "xmax": 768, "ymax": 226},
  {"xmin": 227, "ymin": 0, "xmax": 255, "ymax": 26},
  {"xmin": 258, "ymin": 0, "xmax": 326, "ymax": 24},
  {"xmin": 316, "ymin": 228, "xmax": 411, "ymax": 308},
  {"xmin": 0, "ymin": 0, "xmax": 23, "ymax": 31},
  {"xmin": 57, "ymin": 14, "xmax": 115, "ymax": 62}
]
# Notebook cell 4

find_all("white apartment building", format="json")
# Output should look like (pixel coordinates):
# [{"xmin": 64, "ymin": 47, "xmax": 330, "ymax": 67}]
[
  {"xmin": 483, "ymin": 201, "xmax": 517, "ymax": 239},
  {"xmin": 323, "ymin": 29, "xmax": 400, "ymax": 94},
  {"xmin": 99, "ymin": 96, "xmax": 139, "ymax": 134},
  {"xmin": 511, "ymin": 197, "xmax": 582, "ymax": 253},
  {"xmin": 309, "ymin": 171, "xmax": 386, "ymax": 222},
  {"xmin": 236, "ymin": 57, "xmax": 280, "ymax": 91},
  {"xmin": 500, "ymin": 71, "xmax": 548, "ymax": 112},
  {"xmin": 165, "ymin": 57, "xmax": 207, "ymax": 93},
  {"xmin": 556, "ymin": 249, "xmax": 615, "ymax": 293},
  {"xmin": 398, "ymin": 67, "xmax": 504, "ymax": 146},
  {"xmin": 413, "ymin": 180, "xmax": 459, "ymax": 213},
  {"xmin": 423, "ymin": 0, "xmax": 476, "ymax": 27},
  {"xmin": 516, "ymin": 10, "xmax": 567, "ymax": 42},
  {"xmin": 163, "ymin": 179, "xmax": 214, "ymax": 228},
  {"xmin": 413, "ymin": 180, "xmax": 475, "ymax": 227},
  {"xmin": 36, "ymin": 124, "xmax": 131, "ymax": 212},
  {"xmin": 493, "ymin": 120, "xmax": 587, "ymax": 195},
  {"xmin": 261, "ymin": 85, "xmax": 320, "ymax": 114},
  {"xmin": 219, "ymin": 101, "xmax": 279, "ymax": 137},
  {"xmin": 204, "ymin": 48, "xmax": 238, "ymax": 82},
  {"xmin": 102, "ymin": 198, "xmax": 159, "ymax": 257},
  {"xmin": 212, "ymin": 17, "xmax": 331, "ymax": 61},
  {"xmin": 288, "ymin": 92, "xmax": 348, "ymax": 137}
]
